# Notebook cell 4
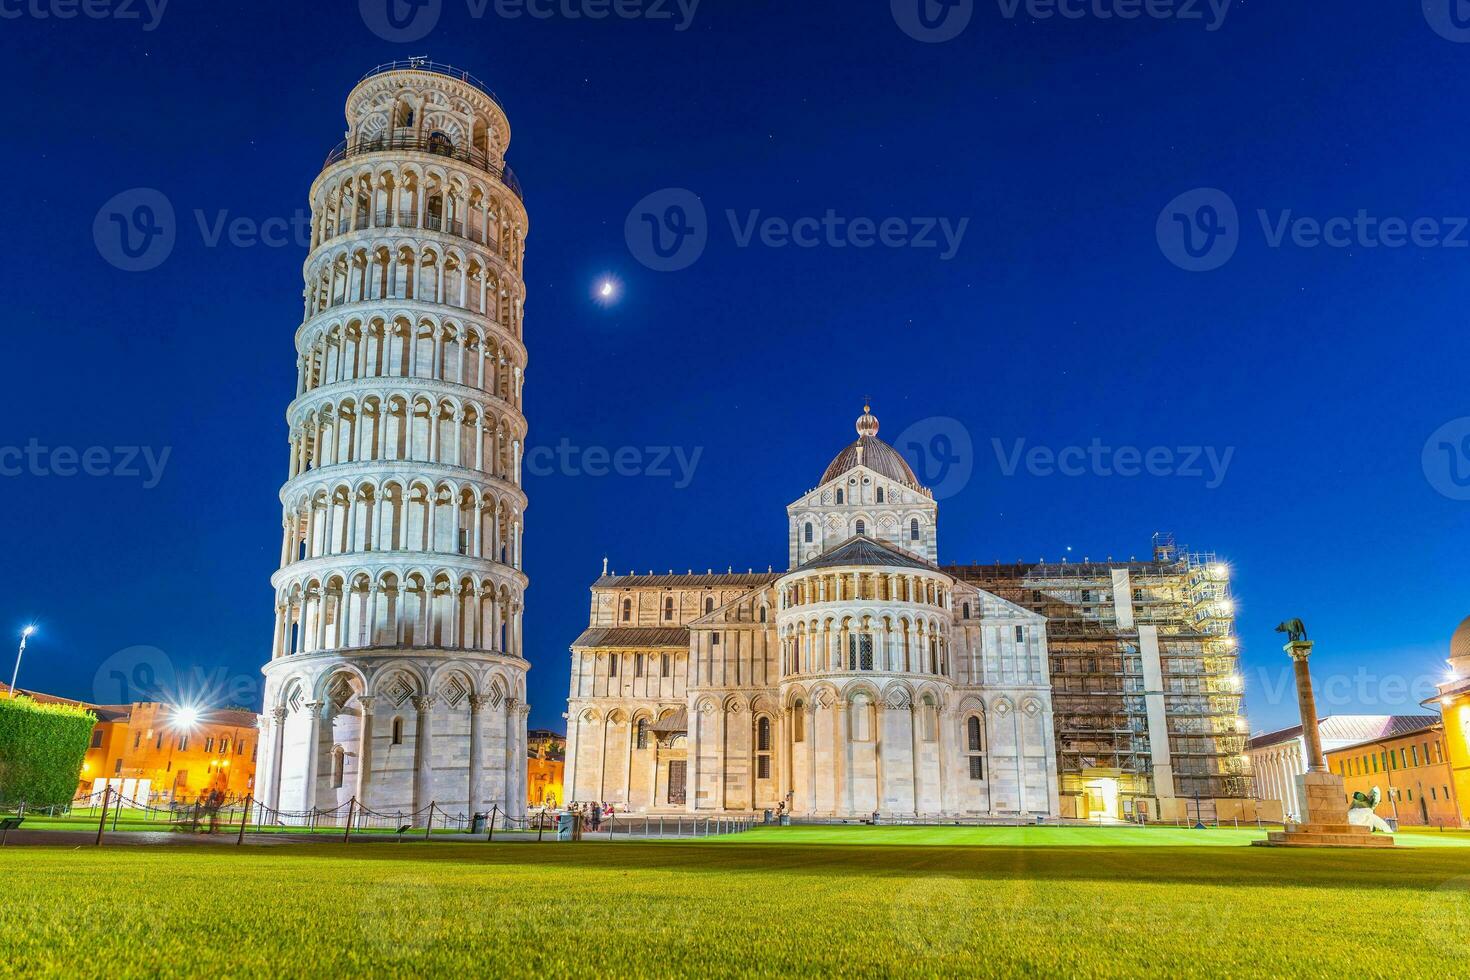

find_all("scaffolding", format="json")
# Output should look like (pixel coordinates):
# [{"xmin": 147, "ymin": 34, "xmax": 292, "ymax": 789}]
[{"xmin": 945, "ymin": 533, "xmax": 1253, "ymax": 814}]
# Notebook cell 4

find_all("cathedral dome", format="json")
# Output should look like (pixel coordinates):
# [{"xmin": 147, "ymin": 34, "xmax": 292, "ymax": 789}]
[
  {"xmin": 1451, "ymin": 615, "xmax": 1470, "ymax": 668},
  {"xmin": 820, "ymin": 405, "xmax": 922, "ymax": 490}
]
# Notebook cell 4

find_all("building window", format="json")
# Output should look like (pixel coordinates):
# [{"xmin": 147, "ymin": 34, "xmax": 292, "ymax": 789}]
[
  {"xmin": 705, "ymin": 597, "xmax": 715, "ymax": 614},
  {"xmin": 178, "ymin": 736, "xmax": 189, "ymax": 752},
  {"xmin": 804, "ymin": 522, "xmax": 813, "ymax": 543},
  {"xmin": 133, "ymin": 732, "xmax": 141, "ymax": 749},
  {"xmin": 391, "ymin": 717, "xmax": 404, "ymax": 745},
  {"xmin": 712, "ymin": 634, "xmax": 720, "ymax": 647},
  {"xmin": 636, "ymin": 718, "xmax": 649, "ymax": 749},
  {"xmin": 759, "ymin": 606, "xmax": 767, "ymax": 622},
  {"xmin": 836, "ymin": 489, "xmax": 844, "ymax": 504},
  {"xmin": 793, "ymin": 701, "xmax": 806, "ymax": 742},
  {"xmin": 90, "ymin": 730, "xmax": 103, "ymax": 748},
  {"xmin": 664, "ymin": 596, "xmax": 674, "ymax": 621},
  {"xmin": 757, "ymin": 755, "xmax": 771, "ymax": 779},
  {"xmin": 859, "ymin": 634, "xmax": 873, "ymax": 670},
  {"xmin": 962, "ymin": 603, "xmax": 970, "ymax": 619},
  {"xmin": 910, "ymin": 518, "xmax": 920, "ymax": 541},
  {"xmin": 609, "ymin": 656, "xmax": 619, "ymax": 677},
  {"xmin": 635, "ymin": 653, "xmax": 644, "ymax": 677},
  {"xmin": 757, "ymin": 717, "xmax": 771, "ymax": 751},
  {"xmin": 661, "ymin": 653, "xmax": 671, "ymax": 677},
  {"xmin": 156, "ymin": 733, "xmax": 163, "ymax": 750},
  {"xmin": 205, "ymin": 737, "xmax": 214, "ymax": 753},
  {"xmin": 622, "ymin": 598, "xmax": 632, "ymax": 622},
  {"xmin": 876, "ymin": 487, "xmax": 884, "ymax": 503},
  {"xmin": 967, "ymin": 715, "xmax": 986, "ymax": 780},
  {"xmin": 114, "ymin": 758, "xmax": 123, "ymax": 775},
  {"xmin": 1014, "ymin": 625, "xmax": 1025, "ymax": 644},
  {"xmin": 855, "ymin": 519, "xmax": 866, "ymax": 536},
  {"xmin": 220, "ymin": 737, "xmax": 230, "ymax": 754}
]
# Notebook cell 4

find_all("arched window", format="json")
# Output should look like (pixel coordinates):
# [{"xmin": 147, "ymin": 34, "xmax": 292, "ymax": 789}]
[
  {"xmin": 664, "ymin": 596, "xmax": 674, "ymax": 621},
  {"xmin": 391, "ymin": 717, "xmax": 404, "ymax": 745},
  {"xmin": 836, "ymin": 489, "xmax": 844, "ymax": 504},
  {"xmin": 962, "ymin": 602, "xmax": 971, "ymax": 619},
  {"xmin": 705, "ymin": 597, "xmax": 714, "ymax": 614},
  {"xmin": 793, "ymin": 701, "xmax": 806, "ymax": 742},
  {"xmin": 910, "ymin": 518, "xmax": 920, "ymax": 541},
  {"xmin": 428, "ymin": 131, "xmax": 453, "ymax": 156},
  {"xmin": 803, "ymin": 522, "xmax": 813, "ymax": 543},
  {"xmin": 855, "ymin": 519, "xmax": 866, "ymax": 536},
  {"xmin": 621, "ymin": 598, "xmax": 632, "ymax": 622},
  {"xmin": 758, "ymin": 606, "xmax": 767, "ymax": 622},
  {"xmin": 966, "ymin": 716, "xmax": 985, "ymax": 780},
  {"xmin": 757, "ymin": 717, "xmax": 771, "ymax": 751},
  {"xmin": 636, "ymin": 718, "xmax": 649, "ymax": 749}
]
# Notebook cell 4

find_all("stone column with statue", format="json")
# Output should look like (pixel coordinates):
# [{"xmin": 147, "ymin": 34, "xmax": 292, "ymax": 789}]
[{"xmin": 1254, "ymin": 620, "xmax": 1392, "ymax": 848}]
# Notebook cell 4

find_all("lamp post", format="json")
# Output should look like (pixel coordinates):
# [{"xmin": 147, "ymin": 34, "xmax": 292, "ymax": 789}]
[{"xmin": 8, "ymin": 626, "xmax": 35, "ymax": 698}]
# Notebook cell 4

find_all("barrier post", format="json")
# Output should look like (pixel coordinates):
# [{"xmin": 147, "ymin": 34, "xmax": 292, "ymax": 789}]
[
  {"xmin": 95, "ymin": 786, "xmax": 110, "ymax": 846},
  {"xmin": 537, "ymin": 809, "xmax": 545, "ymax": 842},
  {"xmin": 424, "ymin": 802, "xmax": 436, "ymax": 840},
  {"xmin": 343, "ymin": 798, "xmax": 355, "ymax": 843},
  {"xmin": 237, "ymin": 794, "xmax": 252, "ymax": 845},
  {"xmin": 488, "ymin": 804, "xmax": 498, "ymax": 842}
]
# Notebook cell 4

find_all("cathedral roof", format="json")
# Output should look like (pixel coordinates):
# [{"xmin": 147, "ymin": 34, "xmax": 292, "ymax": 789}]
[
  {"xmin": 570, "ymin": 627, "xmax": 691, "ymax": 650},
  {"xmin": 796, "ymin": 534, "xmax": 937, "ymax": 573},
  {"xmin": 820, "ymin": 406, "xmax": 922, "ymax": 490},
  {"xmin": 594, "ymin": 572, "xmax": 780, "ymax": 588},
  {"xmin": 1451, "ymin": 614, "xmax": 1470, "ymax": 662},
  {"xmin": 1247, "ymin": 715, "xmax": 1440, "ymax": 751}
]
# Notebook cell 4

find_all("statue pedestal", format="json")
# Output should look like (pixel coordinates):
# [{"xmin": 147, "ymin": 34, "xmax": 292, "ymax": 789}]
[{"xmin": 1252, "ymin": 772, "xmax": 1394, "ymax": 848}]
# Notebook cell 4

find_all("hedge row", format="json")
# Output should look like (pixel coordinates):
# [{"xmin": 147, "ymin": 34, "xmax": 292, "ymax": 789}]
[{"xmin": 0, "ymin": 695, "xmax": 96, "ymax": 806}]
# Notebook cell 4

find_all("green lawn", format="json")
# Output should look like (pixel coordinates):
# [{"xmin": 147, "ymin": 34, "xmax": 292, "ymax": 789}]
[{"xmin": 2, "ymin": 827, "xmax": 1468, "ymax": 976}]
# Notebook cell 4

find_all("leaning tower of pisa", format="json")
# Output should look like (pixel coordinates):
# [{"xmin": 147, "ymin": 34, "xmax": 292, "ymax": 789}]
[{"xmin": 257, "ymin": 61, "xmax": 530, "ymax": 823}]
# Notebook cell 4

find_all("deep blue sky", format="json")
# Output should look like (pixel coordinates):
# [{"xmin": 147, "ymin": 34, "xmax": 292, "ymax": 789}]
[{"xmin": 2, "ymin": 1, "xmax": 1466, "ymax": 733}]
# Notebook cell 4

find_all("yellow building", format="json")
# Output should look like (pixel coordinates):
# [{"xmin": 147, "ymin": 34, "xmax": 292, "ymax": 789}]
[
  {"xmin": 1324, "ymin": 721, "xmax": 1462, "ymax": 828},
  {"xmin": 527, "ymin": 729, "xmax": 565, "ymax": 808},
  {"xmin": 81, "ymin": 703, "xmax": 259, "ymax": 804},
  {"xmin": 1429, "ymin": 616, "xmax": 1470, "ymax": 828}
]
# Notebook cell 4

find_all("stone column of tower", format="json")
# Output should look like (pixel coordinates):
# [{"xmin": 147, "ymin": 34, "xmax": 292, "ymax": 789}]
[{"xmin": 259, "ymin": 61, "xmax": 530, "ymax": 823}]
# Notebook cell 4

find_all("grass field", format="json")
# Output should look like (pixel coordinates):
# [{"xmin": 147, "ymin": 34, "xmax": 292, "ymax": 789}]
[{"xmin": 3, "ymin": 826, "xmax": 1468, "ymax": 976}]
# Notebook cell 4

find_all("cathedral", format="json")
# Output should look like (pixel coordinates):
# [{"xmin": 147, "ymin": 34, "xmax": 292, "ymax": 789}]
[
  {"xmin": 566, "ymin": 406, "xmax": 1256, "ymax": 821},
  {"xmin": 565, "ymin": 407, "xmax": 1062, "ymax": 819}
]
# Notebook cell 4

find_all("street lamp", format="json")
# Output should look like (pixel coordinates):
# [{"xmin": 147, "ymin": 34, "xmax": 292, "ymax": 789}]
[{"xmin": 8, "ymin": 626, "xmax": 35, "ymax": 698}]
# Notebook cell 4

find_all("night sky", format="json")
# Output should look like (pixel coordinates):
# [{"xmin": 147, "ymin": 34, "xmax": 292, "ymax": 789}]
[{"xmin": 3, "ymin": 1, "xmax": 1466, "ymax": 733}]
